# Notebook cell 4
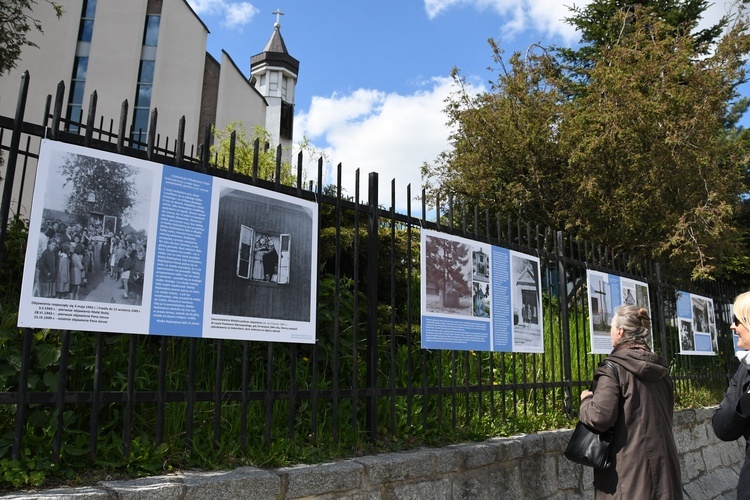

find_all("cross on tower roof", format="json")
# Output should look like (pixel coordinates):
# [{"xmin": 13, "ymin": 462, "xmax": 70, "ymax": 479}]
[{"xmin": 273, "ymin": 9, "xmax": 284, "ymax": 27}]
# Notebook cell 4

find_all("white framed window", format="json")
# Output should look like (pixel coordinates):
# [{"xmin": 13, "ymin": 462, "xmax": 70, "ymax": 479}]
[
  {"xmin": 236, "ymin": 227, "xmax": 290, "ymax": 284},
  {"xmin": 236, "ymin": 225, "xmax": 254, "ymax": 279}
]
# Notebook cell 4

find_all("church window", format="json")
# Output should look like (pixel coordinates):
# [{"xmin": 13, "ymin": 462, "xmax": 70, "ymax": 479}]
[
  {"xmin": 78, "ymin": 0, "xmax": 96, "ymax": 41},
  {"xmin": 131, "ymin": 16, "xmax": 159, "ymax": 147},
  {"xmin": 144, "ymin": 15, "xmax": 160, "ymax": 46}
]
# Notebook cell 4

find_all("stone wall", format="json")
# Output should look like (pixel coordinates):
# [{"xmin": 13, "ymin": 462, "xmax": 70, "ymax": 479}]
[{"xmin": 6, "ymin": 407, "xmax": 745, "ymax": 499}]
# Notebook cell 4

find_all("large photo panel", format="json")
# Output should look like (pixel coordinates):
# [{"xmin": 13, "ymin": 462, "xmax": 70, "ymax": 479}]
[
  {"xmin": 676, "ymin": 291, "xmax": 718, "ymax": 356},
  {"xmin": 20, "ymin": 140, "xmax": 161, "ymax": 334},
  {"xmin": 586, "ymin": 270, "xmax": 652, "ymax": 354},
  {"xmin": 19, "ymin": 140, "xmax": 318, "ymax": 344},
  {"xmin": 420, "ymin": 229, "xmax": 543, "ymax": 353}
]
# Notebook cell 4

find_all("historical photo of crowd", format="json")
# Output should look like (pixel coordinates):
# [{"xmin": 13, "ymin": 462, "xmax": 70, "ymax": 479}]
[
  {"xmin": 511, "ymin": 254, "xmax": 542, "ymax": 348},
  {"xmin": 33, "ymin": 151, "xmax": 153, "ymax": 306}
]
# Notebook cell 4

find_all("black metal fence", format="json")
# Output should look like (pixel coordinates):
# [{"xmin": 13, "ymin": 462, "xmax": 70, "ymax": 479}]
[{"xmin": 0, "ymin": 72, "xmax": 741, "ymax": 465}]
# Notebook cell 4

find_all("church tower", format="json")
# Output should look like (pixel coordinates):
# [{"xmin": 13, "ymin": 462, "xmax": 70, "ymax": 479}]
[{"xmin": 250, "ymin": 11, "xmax": 299, "ymax": 162}]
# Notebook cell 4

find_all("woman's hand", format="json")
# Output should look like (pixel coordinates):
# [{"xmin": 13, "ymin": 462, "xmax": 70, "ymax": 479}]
[{"xmin": 580, "ymin": 390, "xmax": 593, "ymax": 400}]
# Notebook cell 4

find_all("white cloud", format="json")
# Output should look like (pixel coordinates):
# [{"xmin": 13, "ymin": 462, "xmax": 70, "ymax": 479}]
[
  {"xmin": 424, "ymin": 0, "xmax": 588, "ymax": 44},
  {"xmin": 424, "ymin": 0, "xmax": 463, "ymax": 19},
  {"xmin": 187, "ymin": 0, "xmax": 226, "ymax": 15},
  {"xmin": 186, "ymin": 0, "xmax": 257, "ymax": 29},
  {"xmin": 295, "ymin": 78, "xmax": 484, "ymax": 213},
  {"xmin": 224, "ymin": 2, "xmax": 259, "ymax": 29},
  {"xmin": 425, "ymin": 0, "xmax": 746, "ymax": 52},
  {"xmin": 301, "ymin": 89, "xmax": 386, "ymax": 139},
  {"xmin": 523, "ymin": 0, "xmax": 581, "ymax": 42}
]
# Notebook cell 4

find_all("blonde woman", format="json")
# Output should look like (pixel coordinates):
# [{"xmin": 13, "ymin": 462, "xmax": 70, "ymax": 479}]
[{"xmin": 713, "ymin": 291, "xmax": 750, "ymax": 500}]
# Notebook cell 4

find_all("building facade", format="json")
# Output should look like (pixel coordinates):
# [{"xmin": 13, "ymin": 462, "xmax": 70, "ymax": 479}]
[{"xmin": 0, "ymin": 0, "xmax": 298, "ymax": 155}]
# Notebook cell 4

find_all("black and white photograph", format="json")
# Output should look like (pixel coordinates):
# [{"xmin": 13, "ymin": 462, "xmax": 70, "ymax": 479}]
[
  {"xmin": 30, "ymin": 149, "xmax": 153, "ymax": 306},
  {"xmin": 472, "ymin": 282, "xmax": 490, "ymax": 318},
  {"xmin": 622, "ymin": 286, "xmax": 637, "ymax": 306},
  {"xmin": 588, "ymin": 272, "xmax": 612, "ymax": 338},
  {"xmin": 472, "ymin": 247, "xmax": 490, "ymax": 282},
  {"xmin": 423, "ymin": 234, "xmax": 473, "ymax": 316},
  {"xmin": 210, "ymin": 187, "xmax": 315, "ymax": 322},
  {"xmin": 511, "ymin": 254, "xmax": 542, "ymax": 348},
  {"xmin": 692, "ymin": 296, "xmax": 711, "ymax": 334},
  {"xmin": 635, "ymin": 283, "xmax": 650, "ymax": 310},
  {"xmin": 19, "ymin": 141, "xmax": 161, "ymax": 335},
  {"xmin": 680, "ymin": 319, "xmax": 695, "ymax": 352}
]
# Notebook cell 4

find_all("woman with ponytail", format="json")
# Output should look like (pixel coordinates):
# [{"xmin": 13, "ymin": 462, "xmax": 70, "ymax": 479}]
[
  {"xmin": 713, "ymin": 291, "xmax": 750, "ymax": 500},
  {"xmin": 578, "ymin": 304, "xmax": 682, "ymax": 499}
]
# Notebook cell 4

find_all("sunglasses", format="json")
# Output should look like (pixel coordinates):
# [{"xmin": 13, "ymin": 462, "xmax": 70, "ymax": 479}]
[{"xmin": 734, "ymin": 315, "xmax": 744, "ymax": 327}]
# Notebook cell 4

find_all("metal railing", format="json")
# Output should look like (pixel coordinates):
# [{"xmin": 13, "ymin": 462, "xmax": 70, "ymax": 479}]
[{"xmin": 0, "ymin": 72, "xmax": 739, "ymax": 465}]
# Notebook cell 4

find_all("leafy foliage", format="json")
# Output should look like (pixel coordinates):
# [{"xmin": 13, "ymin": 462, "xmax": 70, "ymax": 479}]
[
  {"xmin": 210, "ymin": 121, "xmax": 300, "ymax": 186},
  {"xmin": 557, "ymin": 0, "xmax": 729, "ymax": 78},
  {"xmin": 558, "ymin": 6, "xmax": 750, "ymax": 278},
  {"xmin": 0, "ymin": 0, "xmax": 63, "ymax": 77},
  {"xmin": 423, "ymin": 4, "xmax": 750, "ymax": 279}
]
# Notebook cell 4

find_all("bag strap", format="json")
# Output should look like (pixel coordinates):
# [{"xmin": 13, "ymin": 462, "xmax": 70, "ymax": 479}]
[{"xmin": 603, "ymin": 360, "xmax": 620, "ymax": 388}]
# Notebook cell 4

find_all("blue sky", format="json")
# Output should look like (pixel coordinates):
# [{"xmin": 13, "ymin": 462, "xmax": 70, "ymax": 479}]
[{"xmin": 187, "ymin": 0, "xmax": 743, "ymax": 211}]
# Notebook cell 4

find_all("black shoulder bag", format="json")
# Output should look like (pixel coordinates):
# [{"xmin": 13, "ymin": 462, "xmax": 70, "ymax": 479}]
[{"xmin": 563, "ymin": 360, "xmax": 621, "ymax": 469}]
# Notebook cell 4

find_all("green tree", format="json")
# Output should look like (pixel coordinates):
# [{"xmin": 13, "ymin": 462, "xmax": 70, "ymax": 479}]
[
  {"xmin": 558, "ymin": 6, "xmax": 750, "ymax": 278},
  {"xmin": 558, "ymin": 0, "xmax": 729, "ymax": 71},
  {"xmin": 0, "ymin": 0, "xmax": 63, "ymax": 76},
  {"xmin": 421, "ymin": 44, "xmax": 568, "ymax": 230},
  {"xmin": 0, "ymin": 0, "xmax": 62, "ymax": 174},
  {"xmin": 423, "ymin": 4, "xmax": 750, "ymax": 279},
  {"xmin": 210, "ymin": 121, "xmax": 298, "ymax": 185}
]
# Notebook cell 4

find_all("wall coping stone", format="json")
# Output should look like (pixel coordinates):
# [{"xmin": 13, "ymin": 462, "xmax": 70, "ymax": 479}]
[{"xmin": 3, "ymin": 406, "xmax": 743, "ymax": 500}]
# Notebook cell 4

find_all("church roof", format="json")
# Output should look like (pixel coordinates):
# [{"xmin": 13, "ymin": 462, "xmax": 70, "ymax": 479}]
[{"xmin": 250, "ymin": 23, "xmax": 300, "ymax": 75}]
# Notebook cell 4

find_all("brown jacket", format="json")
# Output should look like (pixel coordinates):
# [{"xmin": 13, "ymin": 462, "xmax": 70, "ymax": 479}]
[{"xmin": 579, "ymin": 345, "xmax": 683, "ymax": 499}]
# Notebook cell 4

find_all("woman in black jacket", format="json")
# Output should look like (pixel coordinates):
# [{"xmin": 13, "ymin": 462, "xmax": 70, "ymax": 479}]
[{"xmin": 712, "ymin": 291, "xmax": 750, "ymax": 500}]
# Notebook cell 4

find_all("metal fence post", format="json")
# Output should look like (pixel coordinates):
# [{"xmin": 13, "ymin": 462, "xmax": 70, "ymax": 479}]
[
  {"xmin": 0, "ymin": 71, "xmax": 29, "ymax": 269},
  {"xmin": 366, "ymin": 172, "xmax": 379, "ymax": 440},
  {"xmin": 557, "ymin": 230, "xmax": 574, "ymax": 416},
  {"xmin": 50, "ymin": 80, "xmax": 65, "ymax": 140},
  {"xmin": 11, "ymin": 328, "xmax": 33, "ymax": 460},
  {"xmin": 654, "ymin": 263, "xmax": 670, "ymax": 361}
]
